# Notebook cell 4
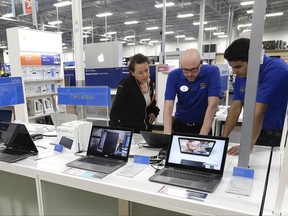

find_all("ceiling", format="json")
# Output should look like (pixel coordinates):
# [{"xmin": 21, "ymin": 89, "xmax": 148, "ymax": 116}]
[{"xmin": 0, "ymin": 0, "xmax": 288, "ymax": 50}]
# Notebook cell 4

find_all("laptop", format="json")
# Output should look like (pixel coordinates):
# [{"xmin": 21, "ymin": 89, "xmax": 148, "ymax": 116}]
[
  {"xmin": 140, "ymin": 131, "xmax": 171, "ymax": 148},
  {"xmin": 149, "ymin": 132, "xmax": 229, "ymax": 193},
  {"xmin": 0, "ymin": 108, "xmax": 13, "ymax": 122},
  {"xmin": 66, "ymin": 125, "xmax": 133, "ymax": 174},
  {"xmin": 0, "ymin": 122, "xmax": 38, "ymax": 163}
]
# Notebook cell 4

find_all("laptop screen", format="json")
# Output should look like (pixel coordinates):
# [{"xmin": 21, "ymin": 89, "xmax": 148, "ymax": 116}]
[
  {"xmin": 166, "ymin": 133, "xmax": 228, "ymax": 175},
  {"xmin": 0, "ymin": 109, "xmax": 12, "ymax": 122},
  {"xmin": 0, "ymin": 122, "xmax": 38, "ymax": 153},
  {"xmin": 86, "ymin": 126, "xmax": 133, "ymax": 161}
]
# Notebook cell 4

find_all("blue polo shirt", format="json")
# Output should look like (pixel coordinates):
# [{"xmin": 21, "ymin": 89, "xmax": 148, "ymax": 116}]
[
  {"xmin": 165, "ymin": 65, "xmax": 222, "ymax": 123},
  {"xmin": 233, "ymin": 55, "xmax": 288, "ymax": 130}
]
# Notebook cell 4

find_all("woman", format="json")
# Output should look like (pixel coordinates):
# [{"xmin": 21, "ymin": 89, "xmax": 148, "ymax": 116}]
[{"xmin": 110, "ymin": 53, "xmax": 160, "ymax": 133}]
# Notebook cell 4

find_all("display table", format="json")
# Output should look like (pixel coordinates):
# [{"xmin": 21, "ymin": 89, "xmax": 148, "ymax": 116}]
[{"xmin": 0, "ymin": 134, "xmax": 277, "ymax": 216}]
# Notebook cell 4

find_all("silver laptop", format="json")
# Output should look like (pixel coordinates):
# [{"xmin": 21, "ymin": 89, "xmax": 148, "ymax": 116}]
[
  {"xmin": 149, "ymin": 132, "xmax": 229, "ymax": 193},
  {"xmin": 0, "ymin": 122, "xmax": 38, "ymax": 163},
  {"xmin": 66, "ymin": 125, "xmax": 133, "ymax": 174}
]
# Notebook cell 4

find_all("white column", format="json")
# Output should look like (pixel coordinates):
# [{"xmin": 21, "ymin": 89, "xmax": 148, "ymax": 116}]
[
  {"xmin": 198, "ymin": 0, "xmax": 205, "ymax": 55},
  {"xmin": 161, "ymin": 0, "xmax": 166, "ymax": 65}
]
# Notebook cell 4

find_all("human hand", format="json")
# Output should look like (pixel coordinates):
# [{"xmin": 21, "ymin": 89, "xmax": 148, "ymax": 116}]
[
  {"xmin": 227, "ymin": 145, "xmax": 240, "ymax": 156},
  {"xmin": 148, "ymin": 113, "xmax": 156, "ymax": 124}
]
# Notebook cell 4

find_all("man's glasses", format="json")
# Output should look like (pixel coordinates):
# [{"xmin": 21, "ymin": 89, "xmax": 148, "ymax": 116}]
[{"xmin": 181, "ymin": 60, "xmax": 202, "ymax": 74}]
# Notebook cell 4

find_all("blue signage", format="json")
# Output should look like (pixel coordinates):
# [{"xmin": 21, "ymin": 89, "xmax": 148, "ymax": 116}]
[
  {"xmin": 85, "ymin": 66, "xmax": 156, "ymax": 89},
  {"xmin": 58, "ymin": 87, "xmax": 111, "ymax": 106},
  {"xmin": 41, "ymin": 54, "xmax": 61, "ymax": 65},
  {"xmin": 64, "ymin": 68, "xmax": 76, "ymax": 86},
  {"xmin": 0, "ymin": 77, "xmax": 24, "ymax": 106}
]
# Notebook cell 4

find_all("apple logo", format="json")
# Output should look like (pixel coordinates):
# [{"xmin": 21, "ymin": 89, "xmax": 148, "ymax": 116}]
[{"xmin": 98, "ymin": 53, "xmax": 104, "ymax": 62}]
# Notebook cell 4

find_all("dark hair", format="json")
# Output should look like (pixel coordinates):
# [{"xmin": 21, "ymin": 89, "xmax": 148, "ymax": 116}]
[
  {"xmin": 224, "ymin": 38, "xmax": 250, "ymax": 62},
  {"xmin": 128, "ymin": 53, "xmax": 150, "ymax": 73}
]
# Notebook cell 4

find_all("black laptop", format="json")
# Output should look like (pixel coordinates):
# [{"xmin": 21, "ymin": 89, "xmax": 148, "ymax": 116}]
[
  {"xmin": 140, "ymin": 131, "xmax": 171, "ymax": 148},
  {"xmin": 66, "ymin": 125, "xmax": 133, "ymax": 174},
  {"xmin": 0, "ymin": 122, "xmax": 38, "ymax": 163},
  {"xmin": 0, "ymin": 108, "xmax": 13, "ymax": 122},
  {"xmin": 149, "ymin": 132, "xmax": 229, "ymax": 193}
]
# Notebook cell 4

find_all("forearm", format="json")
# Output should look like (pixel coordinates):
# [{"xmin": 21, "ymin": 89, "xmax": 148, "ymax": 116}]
[
  {"xmin": 200, "ymin": 103, "xmax": 218, "ymax": 135},
  {"xmin": 163, "ymin": 100, "xmax": 174, "ymax": 134}
]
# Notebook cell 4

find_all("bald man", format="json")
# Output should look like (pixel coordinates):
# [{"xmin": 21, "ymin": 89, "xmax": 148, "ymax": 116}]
[{"xmin": 163, "ymin": 48, "xmax": 221, "ymax": 135}]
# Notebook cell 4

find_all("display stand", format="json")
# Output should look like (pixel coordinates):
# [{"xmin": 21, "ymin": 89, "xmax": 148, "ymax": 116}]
[
  {"xmin": 57, "ymin": 86, "xmax": 111, "ymax": 125},
  {"xmin": 6, "ymin": 27, "xmax": 64, "ymax": 123}
]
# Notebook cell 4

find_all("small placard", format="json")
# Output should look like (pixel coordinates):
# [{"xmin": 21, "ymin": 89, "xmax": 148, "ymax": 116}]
[
  {"xmin": 134, "ymin": 155, "xmax": 150, "ymax": 165},
  {"xmin": 54, "ymin": 144, "xmax": 64, "ymax": 153},
  {"xmin": 233, "ymin": 167, "xmax": 254, "ymax": 179}
]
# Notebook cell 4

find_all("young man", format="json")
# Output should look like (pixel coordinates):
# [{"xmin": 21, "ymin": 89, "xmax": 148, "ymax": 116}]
[
  {"xmin": 163, "ymin": 48, "xmax": 221, "ymax": 135},
  {"xmin": 223, "ymin": 38, "xmax": 288, "ymax": 155}
]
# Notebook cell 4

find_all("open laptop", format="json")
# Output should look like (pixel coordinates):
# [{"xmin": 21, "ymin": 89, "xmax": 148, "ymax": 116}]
[
  {"xmin": 66, "ymin": 125, "xmax": 133, "ymax": 174},
  {"xmin": 0, "ymin": 122, "xmax": 38, "ymax": 163},
  {"xmin": 0, "ymin": 108, "xmax": 13, "ymax": 122},
  {"xmin": 149, "ymin": 132, "xmax": 229, "ymax": 193},
  {"xmin": 140, "ymin": 131, "xmax": 171, "ymax": 148}
]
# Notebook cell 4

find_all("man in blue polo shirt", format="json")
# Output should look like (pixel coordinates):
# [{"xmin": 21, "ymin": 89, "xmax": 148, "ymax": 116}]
[
  {"xmin": 163, "ymin": 48, "xmax": 221, "ymax": 135},
  {"xmin": 222, "ymin": 38, "xmax": 288, "ymax": 155}
]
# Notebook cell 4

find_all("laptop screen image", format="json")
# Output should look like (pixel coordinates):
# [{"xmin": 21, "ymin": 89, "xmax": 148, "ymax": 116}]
[
  {"xmin": 167, "ymin": 134, "xmax": 227, "ymax": 174},
  {"xmin": 87, "ymin": 126, "xmax": 132, "ymax": 161},
  {"xmin": 178, "ymin": 138, "xmax": 215, "ymax": 157}
]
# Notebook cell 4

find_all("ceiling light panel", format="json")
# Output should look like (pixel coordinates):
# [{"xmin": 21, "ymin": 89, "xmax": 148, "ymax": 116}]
[
  {"xmin": 240, "ymin": 1, "xmax": 254, "ymax": 6},
  {"xmin": 193, "ymin": 21, "xmax": 208, "ymax": 25},
  {"xmin": 175, "ymin": 35, "xmax": 186, "ymax": 38},
  {"xmin": 204, "ymin": 27, "xmax": 217, "ymax": 31},
  {"xmin": 146, "ymin": 27, "xmax": 159, "ymax": 30},
  {"xmin": 265, "ymin": 12, "xmax": 283, "ymax": 17},
  {"xmin": 48, "ymin": 20, "xmax": 62, "ymax": 25},
  {"xmin": 177, "ymin": 13, "xmax": 194, "ymax": 18},
  {"xmin": 96, "ymin": 12, "xmax": 113, "ymax": 17},
  {"xmin": 53, "ymin": 1, "xmax": 72, "ymax": 7},
  {"xmin": 124, "ymin": 21, "xmax": 139, "ymax": 25},
  {"xmin": 155, "ymin": 2, "xmax": 175, "ymax": 8}
]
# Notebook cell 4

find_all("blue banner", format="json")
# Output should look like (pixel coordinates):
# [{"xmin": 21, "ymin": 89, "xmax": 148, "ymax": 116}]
[
  {"xmin": 58, "ymin": 87, "xmax": 111, "ymax": 106},
  {"xmin": 41, "ymin": 54, "xmax": 61, "ymax": 65},
  {"xmin": 0, "ymin": 77, "xmax": 24, "ymax": 106},
  {"xmin": 64, "ymin": 68, "xmax": 76, "ymax": 86},
  {"xmin": 85, "ymin": 66, "xmax": 156, "ymax": 89}
]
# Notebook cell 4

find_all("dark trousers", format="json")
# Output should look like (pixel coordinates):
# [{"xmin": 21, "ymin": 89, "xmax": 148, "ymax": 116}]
[
  {"xmin": 255, "ymin": 130, "xmax": 282, "ymax": 147},
  {"xmin": 172, "ymin": 119, "xmax": 212, "ymax": 135}
]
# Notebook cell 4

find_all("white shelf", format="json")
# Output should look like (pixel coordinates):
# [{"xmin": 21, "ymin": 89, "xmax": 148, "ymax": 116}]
[
  {"xmin": 28, "ymin": 111, "xmax": 54, "ymax": 120},
  {"xmin": 26, "ymin": 93, "xmax": 55, "ymax": 98},
  {"xmin": 24, "ymin": 77, "xmax": 63, "ymax": 82}
]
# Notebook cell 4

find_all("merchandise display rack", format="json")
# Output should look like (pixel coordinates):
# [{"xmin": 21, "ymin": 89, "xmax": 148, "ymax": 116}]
[{"xmin": 7, "ymin": 27, "xmax": 64, "ymax": 123}]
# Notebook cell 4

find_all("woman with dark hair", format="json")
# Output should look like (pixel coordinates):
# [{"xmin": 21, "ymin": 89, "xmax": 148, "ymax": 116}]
[{"xmin": 109, "ymin": 53, "xmax": 160, "ymax": 133}]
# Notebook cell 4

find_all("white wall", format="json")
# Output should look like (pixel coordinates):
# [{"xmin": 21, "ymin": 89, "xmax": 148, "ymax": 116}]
[{"xmin": 263, "ymin": 29, "xmax": 288, "ymax": 42}]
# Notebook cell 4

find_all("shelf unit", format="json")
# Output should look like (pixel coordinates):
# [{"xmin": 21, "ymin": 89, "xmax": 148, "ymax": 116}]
[{"xmin": 7, "ymin": 27, "xmax": 64, "ymax": 123}]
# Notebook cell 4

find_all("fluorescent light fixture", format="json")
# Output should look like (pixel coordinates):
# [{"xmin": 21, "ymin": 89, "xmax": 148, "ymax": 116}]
[
  {"xmin": 96, "ymin": 12, "xmax": 113, "ymax": 17},
  {"xmin": 62, "ymin": 43, "xmax": 67, "ymax": 46},
  {"xmin": 177, "ymin": 13, "xmax": 194, "ymax": 18},
  {"xmin": 155, "ymin": 2, "xmax": 175, "ymax": 8},
  {"xmin": 165, "ymin": 31, "xmax": 174, "ymax": 34},
  {"xmin": 122, "ymin": 41, "xmax": 127, "ymax": 44},
  {"xmin": 100, "ymin": 38, "xmax": 109, "ymax": 41},
  {"xmin": 3, "ymin": 13, "xmax": 13, "ymax": 18},
  {"xmin": 175, "ymin": 35, "xmax": 186, "ymax": 38},
  {"xmin": 185, "ymin": 37, "xmax": 196, "ymax": 40},
  {"xmin": 127, "ymin": 43, "xmax": 135, "ymax": 46},
  {"xmin": 193, "ymin": 21, "xmax": 208, "ymax": 25},
  {"xmin": 146, "ymin": 26, "xmax": 159, "ymax": 30},
  {"xmin": 247, "ymin": 10, "xmax": 253, "ymax": 14},
  {"xmin": 48, "ymin": 20, "xmax": 62, "ymax": 25},
  {"xmin": 242, "ymin": 29, "xmax": 251, "ymax": 33},
  {"xmin": 237, "ymin": 23, "xmax": 252, "ymax": 29},
  {"xmin": 204, "ymin": 27, "xmax": 217, "ymax": 31},
  {"xmin": 265, "ymin": 12, "xmax": 283, "ymax": 17},
  {"xmin": 149, "ymin": 40, "xmax": 159, "ymax": 43},
  {"xmin": 140, "ymin": 38, "xmax": 150, "ymax": 41},
  {"xmin": 218, "ymin": 35, "xmax": 228, "ymax": 38},
  {"xmin": 21, "ymin": 26, "xmax": 30, "ymax": 29},
  {"xmin": 213, "ymin": 32, "xmax": 225, "ymax": 35},
  {"xmin": 124, "ymin": 21, "xmax": 138, "ymax": 25},
  {"xmin": 124, "ymin": 35, "xmax": 135, "ymax": 39},
  {"xmin": 57, "ymin": 31, "xmax": 63, "ymax": 34},
  {"xmin": 106, "ymin": 31, "xmax": 117, "ymax": 35},
  {"xmin": 83, "ymin": 35, "xmax": 89, "ymax": 38},
  {"xmin": 0, "ymin": 46, "xmax": 8, "ymax": 49},
  {"xmin": 53, "ymin": 1, "xmax": 72, "ymax": 7},
  {"xmin": 62, "ymin": 46, "xmax": 68, "ymax": 49},
  {"xmin": 83, "ymin": 26, "xmax": 93, "ymax": 30},
  {"xmin": 240, "ymin": 1, "xmax": 254, "ymax": 6}
]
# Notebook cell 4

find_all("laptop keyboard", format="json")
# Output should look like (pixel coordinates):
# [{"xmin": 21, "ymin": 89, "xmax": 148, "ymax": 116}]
[
  {"xmin": 1, "ymin": 148, "xmax": 27, "ymax": 156},
  {"xmin": 79, "ymin": 157, "xmax": 121, "ymax": 167},
  {"xmin": 161, "ymin": 169, "xmax": 214, "ymax": 183}
]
